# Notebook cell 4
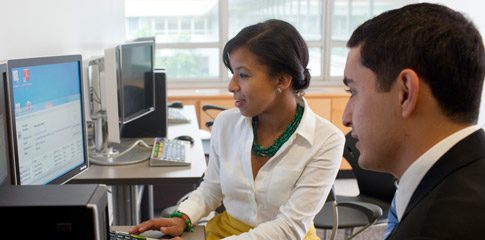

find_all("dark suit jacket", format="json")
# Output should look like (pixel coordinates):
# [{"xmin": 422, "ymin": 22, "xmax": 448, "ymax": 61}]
[{"xmin": 389, "ymin": 129, "xmax": 485, "ymax": 240}]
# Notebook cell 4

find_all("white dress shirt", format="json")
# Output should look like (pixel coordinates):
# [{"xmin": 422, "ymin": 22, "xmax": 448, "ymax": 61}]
[
  {"xmin": 395, "ymin": 125, "xmax": 481, "ymax": 221},
  {"xmin": 178, "ymin": 98, "xmax": 345, "ymax": 239}
]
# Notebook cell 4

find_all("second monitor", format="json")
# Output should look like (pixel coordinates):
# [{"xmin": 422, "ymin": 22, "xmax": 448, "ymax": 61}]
[{"xmin": 89, "ymin": 40, "xmax": 167, "ymax": 165}]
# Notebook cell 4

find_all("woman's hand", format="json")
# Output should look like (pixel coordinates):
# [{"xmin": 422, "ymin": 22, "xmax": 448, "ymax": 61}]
[{"xmin": 128, "ymin": 217, "xmax": 186, "ymax": 237}]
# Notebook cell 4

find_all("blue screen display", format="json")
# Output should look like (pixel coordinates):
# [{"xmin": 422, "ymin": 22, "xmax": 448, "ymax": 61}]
[
  {"xmin": 8, "ymin": 57, "xmax": 87, "ymax": 185},
  {"xmin": 11, "ymin": 62, "xmax": 81, "ymax": 117}
]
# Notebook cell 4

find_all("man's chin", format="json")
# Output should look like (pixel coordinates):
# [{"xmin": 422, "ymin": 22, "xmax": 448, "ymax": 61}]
[{"xmin": 358, "ymin": 157, "xmax": 378, "ymax": 171}]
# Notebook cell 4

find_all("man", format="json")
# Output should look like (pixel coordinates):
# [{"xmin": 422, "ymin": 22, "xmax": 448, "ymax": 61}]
[{"xmin": 342, "ymin": 3, "xmax": 485, "ymax": 239}]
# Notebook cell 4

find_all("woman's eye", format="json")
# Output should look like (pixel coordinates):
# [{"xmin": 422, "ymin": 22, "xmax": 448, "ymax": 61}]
[{"xmin": 239, "ymin": 73, "xmax": 249, "ymax": 78}]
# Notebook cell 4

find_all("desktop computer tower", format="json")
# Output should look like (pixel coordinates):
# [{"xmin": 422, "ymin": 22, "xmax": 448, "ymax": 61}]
[
  {"xmin": 121, "ymin": 69, "xmax": 167, "ymax": 138},
  {"xmin": 0, "ymin": 184, "xmax": 109, "ymax": 240}
]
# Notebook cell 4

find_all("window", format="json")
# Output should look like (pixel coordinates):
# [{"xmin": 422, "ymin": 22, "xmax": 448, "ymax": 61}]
[{"xmin": 124, "ymin": 0, "xmax": 411, "ymax": 88}]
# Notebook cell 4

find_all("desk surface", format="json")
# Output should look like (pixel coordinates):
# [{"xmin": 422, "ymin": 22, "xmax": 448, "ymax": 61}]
[
  {"xmin": 70, "ymin": 106, "xmax": 206, "ymax": 185},
  {"xmin": 111, "ymin": 225, "xmax": 205, "ymax": 240}
]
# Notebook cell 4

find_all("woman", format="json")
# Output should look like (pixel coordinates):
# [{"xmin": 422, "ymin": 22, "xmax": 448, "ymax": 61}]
[{"xmin": 130, "ymin": 19, "xmax": 344, "ymax": 239}]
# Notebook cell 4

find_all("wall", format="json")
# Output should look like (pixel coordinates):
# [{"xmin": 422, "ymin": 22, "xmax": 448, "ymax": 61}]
[
  {"xmin": 0, "ymin": 0, "xmax": 126, "ymax": 60},
  {"xmin": 423, "ymin": 0, "xmax": 485, "ymax": 127},
  {"xmin": 0, "ymin": 0, "xmax": 126, "ymax": 120}
]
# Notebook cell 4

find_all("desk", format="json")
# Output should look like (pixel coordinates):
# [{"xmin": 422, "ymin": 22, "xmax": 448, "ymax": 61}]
[
  {"xmin": 111, "ymin": 226, "xmax": 206, "ymax": 240},
  {"xmin": 70, "ymin": 106, "xmax": 206, "ymax": 225}
]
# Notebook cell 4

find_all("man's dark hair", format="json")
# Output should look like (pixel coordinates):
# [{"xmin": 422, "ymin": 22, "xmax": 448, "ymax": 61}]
[
  {"xmin": 222, "ymin": 19, "xmax": 310, "ymax": 91},
  {"xmin": 348, "ymin": 3, "xmax": 485, "ymax": 123}
]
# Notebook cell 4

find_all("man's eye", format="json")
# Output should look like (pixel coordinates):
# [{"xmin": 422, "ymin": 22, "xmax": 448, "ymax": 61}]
[
  {"xmin": 239, "ymin": 73, "xmax": 249, "ymax": 78},
  {"xmin": 345, "ymin": 87, "xmax": 356, "ymax": 97}
]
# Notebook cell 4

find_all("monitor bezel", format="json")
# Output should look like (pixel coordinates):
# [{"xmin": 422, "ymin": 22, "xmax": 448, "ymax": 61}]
[
  {"xmin": 1, "ymin": 63, "xmax": 14, "ymax": 186},
  {"xmin": 5, "ymin": 55, "xmax": 89, "ymax": 185},
  {"xmin": 117, "ymin": 40, "xmax": 156, "ymax": 124}
]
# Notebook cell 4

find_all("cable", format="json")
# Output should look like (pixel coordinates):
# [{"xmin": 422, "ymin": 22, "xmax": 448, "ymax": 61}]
[
  {"xmin": 89, "ymin": 138, "xmax": 155, "ymax": 166},
  {"xmin": 112, "ymin": 139, "xmax": 152, "ymax": 158}
]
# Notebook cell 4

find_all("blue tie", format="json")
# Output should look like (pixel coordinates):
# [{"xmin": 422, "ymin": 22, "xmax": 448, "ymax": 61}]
[{"xmin": 383, "ymin": 195, "xmax": 398, "ymax": 239}]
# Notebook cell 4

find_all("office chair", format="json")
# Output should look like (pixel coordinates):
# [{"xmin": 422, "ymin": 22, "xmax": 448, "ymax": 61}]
[
  {"xmin": 201, "ymin": 104, "xmax": 227, "ymax": 129},
  {"xmin": 314, "ymin": 131, "xmax": 395, "ymax": 239},
  {"xmin": 338, "ymin": 132, "xmax": 396, "ymax": 223},
  {"xmin": 323, "ymin": 185, "xmax": 339, "ymax": 240},
  {"xmin": 316, "ymin": 199, "xmax": 382, "ymax": 240}
]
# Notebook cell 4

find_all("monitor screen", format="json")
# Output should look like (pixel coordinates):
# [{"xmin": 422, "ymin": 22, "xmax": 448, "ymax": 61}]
[
  {"xmin": 1, "ymin": 64, "xmax": 13, "ymax": 186},
  {"xmin": 5, "ymin": 55, "xmax": 88, "ymax": 185},
  {"xmin": 118, "ymin": 41, "xmax": 155, "ymax": 124}
]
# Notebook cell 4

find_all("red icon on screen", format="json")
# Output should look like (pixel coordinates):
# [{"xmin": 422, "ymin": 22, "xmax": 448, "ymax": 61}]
[{"xmin": 23, "ymin": 69, "xmax": 30, "ymax": 82}]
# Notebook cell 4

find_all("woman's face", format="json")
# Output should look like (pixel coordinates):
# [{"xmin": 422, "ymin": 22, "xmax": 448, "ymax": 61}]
[{"xmin": 227, "ymin": 47, "xmax": 280, "ymax": 117}]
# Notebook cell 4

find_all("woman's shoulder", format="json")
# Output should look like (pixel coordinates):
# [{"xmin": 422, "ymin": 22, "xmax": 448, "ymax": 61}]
[
  {"xmin": 215, "ymin": 107, "xmax": 241, "ymax": 120},
  {"xmin": 212, "ymin": 108, "xmax": 245, "ymax": 127}
]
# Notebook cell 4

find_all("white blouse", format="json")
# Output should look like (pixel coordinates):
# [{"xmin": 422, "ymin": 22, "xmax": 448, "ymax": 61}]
[{"xmin": 178, "ymin": 98, "xmax": 345, "ymax": 239}]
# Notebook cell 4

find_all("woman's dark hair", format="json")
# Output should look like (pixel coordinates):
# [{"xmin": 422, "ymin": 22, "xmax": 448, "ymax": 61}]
[
  {"xmin": 348, "ymin": 3, "xmax": 485, "ymax": 124},
  {"xmin": 222, "ymin": 19, "xmax": 310, "ymax": 91}
]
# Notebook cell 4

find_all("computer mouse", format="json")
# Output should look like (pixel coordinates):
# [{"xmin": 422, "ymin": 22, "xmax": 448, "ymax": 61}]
[
  {"xmin": 168, "ymin": 101, "xmax": 184, "ymax": 109},
  {"xmin": 175, "ymin": 135, "xmax": 194, "ymax": 145}
]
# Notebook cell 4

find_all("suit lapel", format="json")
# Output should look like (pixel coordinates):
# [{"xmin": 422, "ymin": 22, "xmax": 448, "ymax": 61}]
[{"xmin": 401, "ymin": 129, "xmax": 485, "ymax": 220}]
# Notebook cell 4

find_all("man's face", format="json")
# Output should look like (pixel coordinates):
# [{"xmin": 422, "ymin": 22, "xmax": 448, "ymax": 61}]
[{"xmin": 342, "ymin": 46, "xmax": 402, "ymax": 173}]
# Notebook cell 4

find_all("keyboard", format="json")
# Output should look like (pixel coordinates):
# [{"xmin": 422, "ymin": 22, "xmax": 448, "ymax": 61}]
[
  {"xmin": 150, "ymin": 137, "xmax": 191, "ymax": 166},
  {"xmin": 168, "ymin": 107, "xmax": 191, "ymax": 123},
  {"xmin": 109, "ymin": 230, "xmax": 152, "ymax": 240}
]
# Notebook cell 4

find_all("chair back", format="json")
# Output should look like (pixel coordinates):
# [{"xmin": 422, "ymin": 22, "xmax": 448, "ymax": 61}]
[
  {"xmin": 343, "ymin": 132, "xmax": 396, "ymax": 203},
  {"xmin": 202, "ymin": 104, "xmax": 227, "ymax": 129},
  {"xmin": 317, "ymin": 185, "xmax": 338, "ymax": 240}
]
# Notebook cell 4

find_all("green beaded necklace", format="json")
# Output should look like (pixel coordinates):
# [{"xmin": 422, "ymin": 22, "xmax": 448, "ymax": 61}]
[{"xmin": 252, "ymin": 105, "xmax": 304, "ymax": 158}]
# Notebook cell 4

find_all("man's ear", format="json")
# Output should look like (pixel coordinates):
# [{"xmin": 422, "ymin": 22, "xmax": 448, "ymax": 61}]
[
  {"xmin": 277, "ymin": 73, "xmax": 293, "ymax": 91},
  {"xmin": 398, "ymin": 69, "xmax": 420, "ymax": 118}
]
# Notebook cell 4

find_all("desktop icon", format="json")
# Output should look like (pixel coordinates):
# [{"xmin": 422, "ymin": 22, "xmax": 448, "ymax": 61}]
[
  {"xmin": 12, "ymin": 70, "xmax": 19, "ymax": 82},
  {"xmin": 23, "ymin": 69, "xmax": 30, "ymax": 82}
]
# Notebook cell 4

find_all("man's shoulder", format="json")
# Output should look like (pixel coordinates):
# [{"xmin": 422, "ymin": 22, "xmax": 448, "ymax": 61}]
[{"xmin": 393, "ymin": 158, "xmax": 485, "ymax": 239}]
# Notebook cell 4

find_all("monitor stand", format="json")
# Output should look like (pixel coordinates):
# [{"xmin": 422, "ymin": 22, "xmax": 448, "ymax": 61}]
[
  {"xmin": 89, "ymin": 139, "xmax": 151, "ymax": 165},
  {"xmin": 89, "ymin": 111, "xmax": 151, "ymax": 165}
]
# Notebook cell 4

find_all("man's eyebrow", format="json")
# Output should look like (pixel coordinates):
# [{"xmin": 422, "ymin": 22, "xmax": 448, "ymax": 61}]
[{"xmin": 343, "ymin": 77, "xmax": 353, "ymax": 86}]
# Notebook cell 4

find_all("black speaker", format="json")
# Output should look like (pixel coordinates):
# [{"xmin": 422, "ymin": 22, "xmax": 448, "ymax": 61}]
[{"xmin": 120, "ymin": 69, "xmax": 167, "ymax": 138}]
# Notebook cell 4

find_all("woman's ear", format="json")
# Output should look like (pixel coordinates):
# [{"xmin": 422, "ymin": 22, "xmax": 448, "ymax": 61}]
[
  {"xmin": 277, "ymin": 73, "xmax": 293, "ymax": 91},
  {"xmin": 398, "ymin": 69, "xmax": 420, "ymax": 118}
]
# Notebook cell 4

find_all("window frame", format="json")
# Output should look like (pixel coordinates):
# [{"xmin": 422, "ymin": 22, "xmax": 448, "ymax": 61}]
[{"xmin": 126, "ymin": 0, "xmax": 409, "ymax": 89}]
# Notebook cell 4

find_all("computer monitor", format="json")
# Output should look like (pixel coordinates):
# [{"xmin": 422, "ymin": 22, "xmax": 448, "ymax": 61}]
[
  {"xmin": 121, "ymin": 38, "xmax": 167, "ymax": 138},
  {"xmin": 0, "ymin": 63, "xmax": 13, "ymax": 186},
  {"xmin": 4, "ymin": 55, "xmax": 89, "ymax": 185},
  {"xmin": 102, "ymin": 40, "xmax": 155, "ymax": 144},
  {"xmin": 119, "ymin": 41, "xmax": 155, "ymax": 124},
  {"xmin": 88, "ymin": 40, "xmax": 160, "ymax": 165},
  {"xmin": 121, "ymin": 69, "xmax": 167, "ymax": 138}
]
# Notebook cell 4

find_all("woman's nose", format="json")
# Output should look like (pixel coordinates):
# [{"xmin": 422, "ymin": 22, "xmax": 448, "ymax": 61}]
[{"xmin": 227, "ymin": 76, "xmax": 239, "ymax": 93}]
